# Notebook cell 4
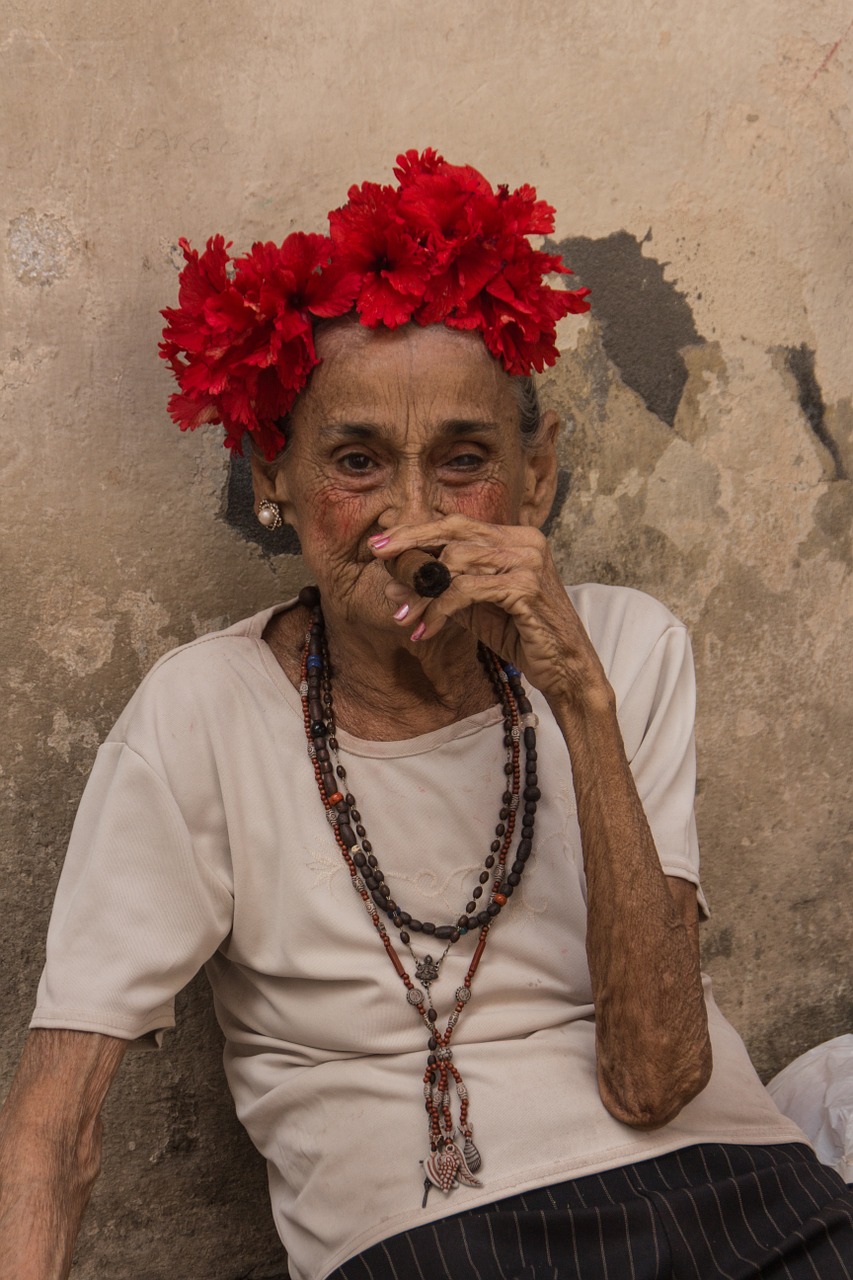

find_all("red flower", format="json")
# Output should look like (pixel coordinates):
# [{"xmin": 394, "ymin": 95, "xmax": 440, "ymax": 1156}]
[
  {"xmin": 161, "ymin": 151, "xmax": 591, "ymax": 456},
  {"xmin": 392, "ymin": 147, "xmax": 445, "ymax": 182},
  {"xmin": 448, "ymin": 242, "xmax": 591, "ymax": 374},
  {"xmin": 160, "ymin": 233, "xmax": 359, "ymax": 458},
  {"xmin": 329, "ymin": 183, "xmax": 428, "ymax": 328}
]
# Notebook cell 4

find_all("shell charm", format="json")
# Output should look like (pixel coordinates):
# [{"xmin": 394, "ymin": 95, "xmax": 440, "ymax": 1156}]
[
  {"xmin": 462, "ymin": 1136, "xmax": 482, "ymax": 1173},
  {"xmin": 421, "ymin": 1139, "xmax": 482, "ymax": 1201}
]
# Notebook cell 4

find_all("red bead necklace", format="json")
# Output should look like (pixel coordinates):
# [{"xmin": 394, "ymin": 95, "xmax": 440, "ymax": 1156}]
[{"xmin": 297, "ymin": 587, "xmax": 540, "ymax": 1204}]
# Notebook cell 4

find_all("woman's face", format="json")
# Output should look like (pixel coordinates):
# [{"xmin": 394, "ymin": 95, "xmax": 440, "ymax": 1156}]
[{"xmin": 253, "ymin": 322, "xmax": 556, "ymax": 630}]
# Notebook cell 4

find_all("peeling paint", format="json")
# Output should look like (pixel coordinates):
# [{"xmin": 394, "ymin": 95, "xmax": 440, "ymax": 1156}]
[
  {"xmin": 8, "ymin": 210, "xmax": 78, "ymax": 286},
  {"xmin": 0, "ymin": 344, "xmax": 58, "ymax": 394},
  {"xmin": 34, "ymin": 582, "xmax": 116, "ymax": 677},
  {"xmin": 117, "ymin": 591, "xmax": 178, "ymax": 669},
  {"xmin": 778, "ymin": 344, "xmax": 847, "ymax": 481},
  {"xmin": 552, "ymin": 230, "xmax": 704, "ymax": 427},
  {"xmin": 47, "ymin": 710, "xmax": 100, "ymax": 764}
]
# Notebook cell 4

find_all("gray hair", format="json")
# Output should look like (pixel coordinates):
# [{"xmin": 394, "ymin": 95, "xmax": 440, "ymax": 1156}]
[{"xmin": 512, "ymin": 376, "xmax": 548, "ymax": 450}]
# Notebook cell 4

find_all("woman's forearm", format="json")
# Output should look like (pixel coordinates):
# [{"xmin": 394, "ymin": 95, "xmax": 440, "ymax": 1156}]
[
  {"xmin": 0, "ymin": 1031, "xmax": 126, "ymax": 1280},
  {"xmin": 0, "ymin": 1132, "xmax": 95, "ymax": 1280},
  {"xmin": 552, "ymin": 687, "xmax": 712, "ymax": 1128}
]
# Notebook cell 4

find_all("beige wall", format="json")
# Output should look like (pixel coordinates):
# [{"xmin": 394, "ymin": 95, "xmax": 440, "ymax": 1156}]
[{"xmin": 2, "ymin": 2, "xmax": 851, "ymax": 1275}]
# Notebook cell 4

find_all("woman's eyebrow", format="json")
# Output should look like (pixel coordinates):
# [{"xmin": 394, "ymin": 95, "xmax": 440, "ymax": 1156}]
[
  {"xmin": 317, "ymin": 422, "xmax": 379, "ymax": 442},
  {"xmin": 318, "ymin": 419, "xmax": 501, "ymax": 442},
  {"xmin": 443, "ymin": 419, "xmax": 501, "ymax": 436}
]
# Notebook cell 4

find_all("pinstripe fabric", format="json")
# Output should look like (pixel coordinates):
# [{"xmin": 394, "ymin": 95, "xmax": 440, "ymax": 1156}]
[{"xmin": 329, "ymin": 1145, "xmax": 853, "ymax": 1280}]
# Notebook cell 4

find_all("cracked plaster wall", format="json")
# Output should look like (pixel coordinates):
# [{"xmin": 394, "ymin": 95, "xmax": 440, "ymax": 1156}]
[{"xmin": 1, "ymin": 2, "xmax": 851, "ymax": 1276}]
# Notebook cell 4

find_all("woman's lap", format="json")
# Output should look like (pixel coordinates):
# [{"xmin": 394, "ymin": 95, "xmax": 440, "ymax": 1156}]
[{"xmin": 328, "ymin": 1144, "xmax": 853, "ymax": 1280}]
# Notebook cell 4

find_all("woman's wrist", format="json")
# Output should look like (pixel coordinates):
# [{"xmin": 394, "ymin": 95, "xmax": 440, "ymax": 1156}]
[{"xmin": 546, "ymin": 666, "xmax": 617, "ymax": 735}]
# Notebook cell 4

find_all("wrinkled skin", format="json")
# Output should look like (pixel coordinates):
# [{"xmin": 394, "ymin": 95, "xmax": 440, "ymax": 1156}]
[{"xmin": 251, "ymin": 321, "xmax": 606, "ymax": 731}]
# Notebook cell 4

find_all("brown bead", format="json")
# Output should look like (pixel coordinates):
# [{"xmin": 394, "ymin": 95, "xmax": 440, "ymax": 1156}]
[{"xmin": 298, "ymin": 585, "xmax": 321, "ymax": 608}]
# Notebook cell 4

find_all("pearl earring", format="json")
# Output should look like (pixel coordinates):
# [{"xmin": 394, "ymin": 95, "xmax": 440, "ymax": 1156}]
[{"xmin": 257, "ymin": 499, "xmax": 283, "ymax": 530}]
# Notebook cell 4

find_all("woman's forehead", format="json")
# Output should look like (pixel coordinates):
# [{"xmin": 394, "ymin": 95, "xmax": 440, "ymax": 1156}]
[{"xmin": 305, "ymin": 322, "xmax": 518, "ymax": 424}]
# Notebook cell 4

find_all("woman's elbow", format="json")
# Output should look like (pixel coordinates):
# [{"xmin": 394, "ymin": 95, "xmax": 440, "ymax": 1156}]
[{"xmin": 598, "ymin": 1040, "xmax": 713, "ymax": 1130}]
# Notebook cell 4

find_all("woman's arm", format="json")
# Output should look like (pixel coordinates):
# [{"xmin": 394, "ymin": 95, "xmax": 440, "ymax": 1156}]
[
  {"xmin": 371, "ymin": 516, "xmax": 712, "ymax": 1126},
  {"xmin": 552, "ymin": 685, "xmax": 711, "ymax": 1127},
  {"xmin": 0, "ymin": 1029, "xmax": 127, "ymax": 1280}
]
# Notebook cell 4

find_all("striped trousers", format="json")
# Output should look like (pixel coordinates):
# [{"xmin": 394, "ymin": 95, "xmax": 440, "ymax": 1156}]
[{"xmin": 329, "ymin": 1144, "xmax": 853, "ymax": 1279}]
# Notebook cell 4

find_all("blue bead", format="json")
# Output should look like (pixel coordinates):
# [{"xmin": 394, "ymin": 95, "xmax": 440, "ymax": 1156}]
[
  {"xmin": 306, "ymin": 655, "xmax": 323, "ymax": 671},
  {"xmin": 502, "ymin": 662, "xmax": 521, "ymax": 679},
  {"xmin": 458, "ymin": 925, "xmax": 468, "ymax": 935}
]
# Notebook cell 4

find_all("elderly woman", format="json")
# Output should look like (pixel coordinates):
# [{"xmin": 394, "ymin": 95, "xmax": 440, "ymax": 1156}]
[{"xmin": 1, "ymin": 151, "xmax": 851, "ymax": 1280}]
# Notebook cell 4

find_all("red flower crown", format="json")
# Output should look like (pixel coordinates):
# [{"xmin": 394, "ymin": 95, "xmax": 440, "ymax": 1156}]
[{"xmin": 159, "ymin": 149, "xmax": 591, "ymax": 460}]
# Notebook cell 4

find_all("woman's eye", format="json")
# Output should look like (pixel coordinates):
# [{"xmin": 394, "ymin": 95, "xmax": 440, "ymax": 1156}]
[
  {"xmin": 339, "ymin": 452, "xmax": 375, "ymax": 473},
  {"xmin": 445, "ymin": 453, "xmax": 484, "ymax": 470}
]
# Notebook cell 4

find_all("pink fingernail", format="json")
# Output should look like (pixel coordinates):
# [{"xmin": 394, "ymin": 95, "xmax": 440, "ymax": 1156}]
[
  {"xmin": 410, "ymin": 621, "xmax": 426, "ymax": 641},
  {"xmin": 393, "ymin": 603, "xmax": 410, "ymax": 621},
  {"xmin": 369, "ymin": 534, "xmax": 391, "ymax": 549}
]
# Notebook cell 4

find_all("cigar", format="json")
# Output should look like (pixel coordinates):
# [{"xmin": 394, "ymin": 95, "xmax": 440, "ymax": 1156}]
[{"xmin": 391, "ymin": 549, "xmax": 452, "ymax": 598}]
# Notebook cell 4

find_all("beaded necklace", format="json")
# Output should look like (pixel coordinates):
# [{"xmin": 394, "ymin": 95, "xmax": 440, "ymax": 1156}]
[{"xmin": 297, "ymin": 586, "xmax": 540, "ymax": 1205}]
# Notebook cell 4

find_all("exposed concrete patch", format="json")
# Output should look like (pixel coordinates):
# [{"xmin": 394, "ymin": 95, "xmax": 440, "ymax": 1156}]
[
  {"xmin": 157, "ymin": 236, "xmax": 190, "ymax": 272},
  {"xmin": 117, "ymin": 591, "xmax": 178, "ymax": 668},
  {"xmin": 8, "ymin": 210, "xmax": 78, "ymax": 286},
  {"xmin": 34, "ymin": 581, "xmax": 116, "ymax": 677},
  {"xmin": 190, "ymin": 610, "xmax": 232, "ymax": 638},
  {"xmin": 642, "ymin": 436, "xmax": 726, "ymax": 555},
  {"xmin": 552, "ymin": 230, "xmax": 704, "ymax": 427},
  {"xmin": 674, "ymin": 342, "xmax": 728, "ymax": 446},
  {"xmin": 47, "ymin": 710, "xmax": 100, "ymax": 764},
  {"xmin": 796, "ymin": 484, "xmax": 853, "ymax": 566},
  {"xmin": 0, "ymin": 344, "xmax": 58, "ymax": 394},
  {"xmin": 825, "ymin": 398, "xmax": 853, "ymax": 480}
]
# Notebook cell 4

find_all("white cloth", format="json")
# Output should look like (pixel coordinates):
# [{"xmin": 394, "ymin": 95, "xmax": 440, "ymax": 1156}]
[{"xmin": 32, "ymin": 584, "xmax": 806, "ymax": 1280}]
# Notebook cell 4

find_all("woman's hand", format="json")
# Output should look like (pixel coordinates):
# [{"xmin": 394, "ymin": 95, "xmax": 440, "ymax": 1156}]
[{"xmin": 370, "ymin": 514, "xmax": 612, "ymax": 715}]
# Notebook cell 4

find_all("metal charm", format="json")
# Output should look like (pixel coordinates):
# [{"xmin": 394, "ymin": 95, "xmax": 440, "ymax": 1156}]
[{"xmin": 415, "ymin": 954, "xmax": 440, "ymax": 987}]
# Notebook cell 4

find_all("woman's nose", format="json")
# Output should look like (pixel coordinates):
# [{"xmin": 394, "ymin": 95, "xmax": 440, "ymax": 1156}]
[{"xmin": 382, "ymin": 468, "xmax": 441, "ymax": 527}]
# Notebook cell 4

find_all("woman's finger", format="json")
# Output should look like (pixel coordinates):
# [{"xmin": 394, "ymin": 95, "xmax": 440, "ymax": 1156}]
[{"xmin": 369, "ymin": 514, "xmax": 541, "ymax": 561}]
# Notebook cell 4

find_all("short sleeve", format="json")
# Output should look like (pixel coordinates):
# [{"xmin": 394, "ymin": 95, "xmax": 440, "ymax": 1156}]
[
  {"xmin": 31, "ymin": 739, "xmax": 234, "ymax": 1043},
  {"xmin": 616, "ymin": 622, "xmax": 709, "ymax": 917}
]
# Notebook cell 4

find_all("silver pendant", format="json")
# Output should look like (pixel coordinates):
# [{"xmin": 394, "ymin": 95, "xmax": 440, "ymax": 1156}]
[{"xmin": 415, "ymin": 954, "xmax": 440, "ymax": 987}]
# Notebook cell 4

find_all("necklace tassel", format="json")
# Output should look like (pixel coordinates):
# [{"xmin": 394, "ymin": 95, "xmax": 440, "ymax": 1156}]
[{"xmin": 299, "ymin": 595, "xmax": 540, "ymax": 1206}]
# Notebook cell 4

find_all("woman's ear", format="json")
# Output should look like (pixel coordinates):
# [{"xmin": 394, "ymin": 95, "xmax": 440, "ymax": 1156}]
[
  {"xmin": 519, "ymin": 411, "xmax": 560, "ymax": 529},
  {"xmin": 249, "ymin": 450, "xmax": 299, "ymax": 533}
]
